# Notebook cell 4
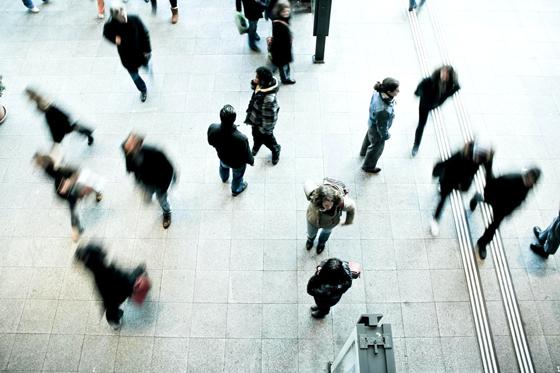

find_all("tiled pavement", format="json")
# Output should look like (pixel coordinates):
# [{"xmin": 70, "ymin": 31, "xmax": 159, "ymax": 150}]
[{"xmin": 0, "ymin": 0, "xmax": 559, "ymax": 372}]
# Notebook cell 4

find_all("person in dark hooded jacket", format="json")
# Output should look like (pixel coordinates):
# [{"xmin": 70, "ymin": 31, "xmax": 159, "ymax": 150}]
[
  {"xmin": 307, "ymin": 258, "xmax": 353, "ymax": 318},
  {"xmin": 269, "ymin": 1, "xmax": 295, "ymax": 84},
  {"xmin": 103, "ymin": 1, "xmax": 152, "ymax": 102},
  {"xmin": 236, "ymin": 0, "xmax": 265, "ymax": 51},
  {"xmin": 244, "ymin": 66, "xmax": 281, "ymax": 165},
  {"xmin": 208, "ymin": 105, "xmax": 254, "ymax": 196},
  {"xmin": 74, "ymin": 243, "xmax": 147, "ymax": 329}
]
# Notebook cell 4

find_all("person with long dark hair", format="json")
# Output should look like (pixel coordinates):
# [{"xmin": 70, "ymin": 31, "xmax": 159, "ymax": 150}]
[
  {"xmin": 307, "ymin": 258, "xmax": 354, "ymax": 318},
  {"xmin": 269, "ymin": 1, "xmax": 295, "ymax": 84}
]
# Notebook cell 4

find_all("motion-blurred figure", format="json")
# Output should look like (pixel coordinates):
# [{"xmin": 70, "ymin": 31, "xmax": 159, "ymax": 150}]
[
  {"xmin": 470, "ymin": 167, "xmax": 541, "ymax": 259},
  {"xmin": 409, "ymin": 0, "xmax": 426, "ymax": 12},
  {"xmin": 531, "ymin": 209, "xmax": 560, "ymax": 259},
  {"xmin": 122, "ymin": 132, "xmax": 176, "ymax": 229},
  {"xmin": 430, "ymin": 141, "xmax": 494, "ymax": 236},
  {"xmin": 269, "ymin": 1, "xmax": 296, "ymax": 85},
  {"xmin": 236, "ymin": 0, "xmax": 265, "ymax": 51},
  {"xmin": 147, "ymin": 0, "xmax": 180, "ymax": 24},
  {"xmin": 33, "ymin": 153, "xmax": 104, "ymax": 241},
  {"xmin": 22, "ymin": 0, "xmax": 49, "ymax": 13},
  {"xmin": 75, "ymin": 243, "xmax": 150, "ymax": 330}
]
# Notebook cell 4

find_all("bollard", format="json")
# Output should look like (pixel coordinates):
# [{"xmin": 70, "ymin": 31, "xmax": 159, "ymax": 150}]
[{"xmin": 312, "ymin": 0, "xmax": 332, "ymax": 63}]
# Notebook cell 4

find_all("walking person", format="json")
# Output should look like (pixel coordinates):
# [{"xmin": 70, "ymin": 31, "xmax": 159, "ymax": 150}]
[
  {"xmin": 22, "ymin": 0, "xmax": 49, "ymax": 13},
  {"xmin": 307, "ymin": 258, "xmax": 354, "ymax": 318},
  {"xmin": 236, "ymin": 0, "xmax": 265, "ymax": 51},
  {"xmin": 411, "ymin": 65, "xmax": 460, "ymax": 157},
  {"xmin": 33, "ymin": 153, "xmax": 104, "ymax": 242},
  {"xmin": 304, "ymin": 179, "xmax": 355, "ymax": 254},
  {"xmin": 470, "ymin": 168, "xmax": 541, "ymax": 259},
  {"xmin": 147, "ymin": 0, "xmax": 180, "ymax": 24},
  {"xmin": 430, "ymin": 141, "xmax": 494, "ymax": 236},
  {"xmin": 103, "ymin": 1, "xmax": 152, "ymax": 102},
  {"xmin": 360, "ymin": 78, "xmax": 400, "ymax": 174},
  {"xmin": 269, "ymin": 1, "xmax": 296, "ymax": 85},
  {"xmin": 74, "ymin": 243, "xmax": 151, "ymax": 330},
  {"xmin": 408, "ymin": 0, "xmax": 425, "ymax": 12},
  {"xmin": 244, "ymin": 67, "xmax": 281, "ymax": 165},
  {"xmin": 531, "ymin": 208, "xmax": 560, "ymax": 259},
  {"xmin": 208, "ymin": 105, "xmax": 254, "ymax": 196},
  {"xmin": 121, "ymin": 132, "xmax": 176, "ymax": 229}
]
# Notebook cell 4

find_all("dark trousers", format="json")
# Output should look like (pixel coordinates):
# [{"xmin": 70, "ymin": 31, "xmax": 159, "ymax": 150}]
[
  {"xmin": 72, "ymin": 123, "xmax": 94, "ymax": 140},
  {"xmin": 413, "ymin": 104, "xmax": 431, "ymax": 149},
  {"xmin": 278, "ymin": 64, "xmax": 291, "ymax": 82},
  {"xmin": 127, "ymin": 68, "xmax": 147, "ymax": 93},
  {"xmin": 149, "ymin": 0, "xmax": 178, "ymax": 9},
  {"xmin": 248, "ymin": 20, "xmax": 258, "ymax": 48},
  {"xmin": 434, "ymin": 189, "xmax": 451, "ymax": 220},
  {"xmin": 105, "ymin": 265, "xmax": 145, "ymax": 325},
  {"xmin": 313, "ymin": 297, "xmax": 333, "ymax": 317},
  {"xmin": 360, "ymin": 125, "xmax": 385, "ymax": 170},
  {"xmin": 252, "ymin": 127, "xmax": 280, "ymax": 156},
  {"xmin": 477, "ymin": 208, "xmax": 506, "ymax": 249},
  {"xmin": 219, "ymin": 162, "xmax": 247, "ymax": 194}
]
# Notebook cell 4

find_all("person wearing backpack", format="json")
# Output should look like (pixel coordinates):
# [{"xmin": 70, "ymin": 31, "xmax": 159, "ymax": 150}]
[
  {"xmin": 269, "ymin": 1, "xmax": 295, "ymax": 84},
  {"xmin": 304, "ymin": 179, "xmax": 356, "ymax": 254}
]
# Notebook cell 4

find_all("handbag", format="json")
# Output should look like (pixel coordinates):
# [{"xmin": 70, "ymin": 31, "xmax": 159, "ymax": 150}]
[
  {"xmin": 234, "ymin": 11, "xmax": 249, "ymax": 34},
  {"xmin": 131, "ymin": 274, "xmax": 152, "ymax": 305}
]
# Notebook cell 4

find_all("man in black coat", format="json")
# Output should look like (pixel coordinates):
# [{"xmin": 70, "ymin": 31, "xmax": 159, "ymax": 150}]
[
  {"xmin": 103, "ymin": 2, "xmax": 152, "ymax": 102},
  {"xmin": 208, "ymin": 105, "xmax": 254, "ymax": 196},
  {"xmin": 236, "ymin": 0, "xmax": 264, "ymax": 51},
  {"xmin": 122, "ymin": 132, "xmax": 175, "ymax": 229},
  {"xmin": 430, "ymin": 141, "xmax": 493, "ymax": 236},
  {"xmin": 470, "ymin": 167, "xmax": 541, "ymax": 259}
]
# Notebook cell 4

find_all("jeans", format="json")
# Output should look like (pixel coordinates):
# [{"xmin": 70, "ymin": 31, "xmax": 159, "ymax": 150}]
[
  {"xmin": 360, "ymin": 125, "xmax": 385, "ymax": 170},
  {"xmin": 409, "ymin": 0, "xmax": 426, "ymax": 9},
  {"xmin": 537, "ymin": 217, "xmax": 560, "ymax": 255},
  {"xmin": 127, "ymin": 68, "xmax": 147, "ymax": 93},
  {"xmin": 142, "ymin": 185, "xmax": 171, "ymax": 215},
  {"xmin": 22, "ymin": 0, "xmax": 46, "ymax": 9},
  {"xmin": 219, "ymin": 161, "xmax": 246, "ymax": 194},
  {"xmin": 248, "ymin": 20, "xmax": 258, "ymax": 48},
  {"xmin": 252, "ymin": 127, "xmax": 281, "ymax": 157},
  {"xmin": 307, "ymin": 221, "xmax": 333, "ymax": 245}
]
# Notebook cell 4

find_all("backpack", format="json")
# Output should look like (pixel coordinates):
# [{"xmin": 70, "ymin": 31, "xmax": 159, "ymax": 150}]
[{"xmin": 323, "ymin": 177, "xmax": 349, "ymax": 196}]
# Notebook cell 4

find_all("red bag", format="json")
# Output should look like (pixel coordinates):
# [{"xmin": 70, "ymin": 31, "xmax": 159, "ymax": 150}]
[{"xmin": 131, "ymin": 274, "xmax": 151, "ymax": 305}]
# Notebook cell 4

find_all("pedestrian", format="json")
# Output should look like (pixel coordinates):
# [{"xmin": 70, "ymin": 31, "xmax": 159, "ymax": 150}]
[
  {"xmin": 236, "ymin": 0, "xmax": 265, "ymax": 51},
  {"xmin": 25, "ymin": 88, "xmax": 94, "ymax": 164},
  {"xmin": 33, "ymin": 153, "xmax": 104, "ymax": 242},
  {"xmin": 74, "ymin": 243, "xmax": 150, "ymax": 330},
  {"xmin": 470, "ymin": 168, "xmax": 541, "ymax": 259},
  {"xmin": 22, "ymin": 0, "xmax": 49, "ymax": 13},
  {"xmin": 408, "ymin": 0, "xmax": 425, "ymax": 12},
  {"xmin": 430, "ymin": 141, "xmax": 494, "ymax": 236},
  {"xmin": 244, "ymin": 67, "xmax": 281, "ymax": 165},
  {"xmin": 103, "ymin": 1, "xmax": 152, "ymax": 102},
  {"xmin": 360, "ymin": 78, "xmax": 400, "ymax": 174},
  {"xmin": 531, "ymin": 209, "xmax": 560, "ymax": 259},
  {"xmin": 304, "ymin": 178, "xmax": 355, "ymax": 254},
  {"xmin": 121, "ymin": 132, "xmax": 176, "ymax": 229},
  {"xmin": 146, "ymin": 0, "xmax": 180, "ymax": 24},
  {"xmin": 411, "ymin": 65, "xmax": 460, "ymax": 157},
  {"xmin": 208, "ymin": 105, "xmax": 255, "ymax": 196},
  {"xmin": 306, "ymin": 258, "xmax": 354, "ymax": 318},
  {"xmin": 269, "ymin": 1, "xmax": 296, "ymax": 85}
]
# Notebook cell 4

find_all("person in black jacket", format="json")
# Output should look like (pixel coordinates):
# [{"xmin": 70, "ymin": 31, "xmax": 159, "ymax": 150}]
[
  {"xmin": 307, "ymin": 258, "xmax": 353, "ymax": 318},
  {"xmin": 208, "ymin": 105, "xmax": 254, "ymax": 196},
  {"xmin": 411, "ymin": 65, "xmax": 460, "ymax": 157},
  {"xmin": 269, "ymin": 1, "xmax": 295, "ymax": 85},
  {"xmin": 430, "ymin": 141, "xmax": 494, "ymax": 236},
  {"xmin": 122, "ymin": 132, "xmax": 175, "ymax": 229},
  {"xmin": 470, "ymin": 167, "xmax": 541, "ymax": 259},
  {"xmin": 236, "ymin": 0, "xmax": 265, "ymax": 51},
  {"xmin": 103, "ymin": 2, "xmax": 152, "ymax": 102},
  {"xmin": 75, "ymin": 243, "xmax": 147, "ymax": 329}
]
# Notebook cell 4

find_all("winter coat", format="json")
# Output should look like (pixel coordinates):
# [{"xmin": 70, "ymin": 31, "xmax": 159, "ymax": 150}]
[
  {"xmin": 368, "ymin": 91, "xmax": 395, "ymax": 141},
  {"xmin": 307, "ymin": 260, "xmax": 353, "ymax": 307},
  {"xmin": 415, "ymin": 76, "xmax": 460, "ymax": 110},
  {"xmin": 484, "ymin": 174, "xmax": 531, "ymax": 217},
  {"xmin": 103, "ymin": 15, "xmax": 151, "ymax": 71},
  {"xmin": 236, "ymin": 0, "xmax": 264, "ymax": 21},
  {"xmin": 304, "ymin": 182, "xmax": 356, "ymax": 229},
  {"xmin": 123, "ymin": 145, "xmax": 175, "ymax": 193},
  {"xmin": 270, "ymin": 19, "xmax": 293, "ymax": 67},
  {"xmin": 244, "ymin": 78, "xmax": 280, "ymax": 135},
  {"xmin": 44, "ymin": 105, "xmax": 75, "ymax": 143},
  {"xmin": 207, "ymin": 123, "xmax": 255, "ymax": 168},
  {"xmin": 433, "ymin": 150, "xmax": 493, "ymax": 194}
]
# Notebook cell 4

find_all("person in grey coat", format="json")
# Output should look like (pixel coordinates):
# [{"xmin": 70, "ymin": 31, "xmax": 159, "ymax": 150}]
[
  {"xmin": 531, "ymin": 209, "xmax": 560, "ymax": 259},
  {"xmin": 360, "ymin": 78, "xmax": 399, "ymax": 174}
]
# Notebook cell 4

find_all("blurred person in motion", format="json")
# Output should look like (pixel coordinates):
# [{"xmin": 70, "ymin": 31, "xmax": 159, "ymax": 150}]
[
  {"xmin": 236, "ymin": 0, "xmax": 265, "ymax": 51},
  {"xmin": 103, "ymin": 1, "xmax": 152, "ymax": 102},
  {"xmin": 33, "ymin": 153, "xmax": 104, "ymax": 242},
  {"xmin": 121, "ymin": 132, "xmax": 176, "ymax": 229},
  {"xmin": 411, "ymin": 65, "xmax": 460, "ymax": 157},
  {"xmin": 144, "ymin": 0, "xmax": 180, "ymax": 24},
  {"xmin": 470, "ymin": 167, "xmax": 541, "ymax": 259},
  {"xmin": 408, "ymin": 0, "xmax": 425, "ymax": 12},
  {"xmin": 22, "ymin": 0, "xmax": 49, "ymax": 13},
  {"xmin": 244, "ymin": 67, "xmax": 281, "ymax": 165},
  {"xmin": 307, "ymin": 258, "xmax": 354, "ymax": 319},
  {"xmin": 531, "ymin": 208, "xmax": 560, "ymax": 259},
  {"xmin": 360, "ymin": 78, "xmax": 400, "ymax": 174},
  {"xmin": 25, "ymin": 87, "xmax": 94, "ymax": 165},
  {"xmin": 430, "ymin": 141, "xmax": 494, "ymax": 236},
  {"xmin": 303, "ymin": 178, "xmax": 355, "ymax": 254},
  {"xmin": 208, "ymin": 105, "xmax": 254, "ymax": 196},
  {"xmin": 269, "ymin": 1, "xmax": 296, "ymax": 85},
  {"xmin": 75, "ymin": 243, "xmax": 150, "ymax": 330}
]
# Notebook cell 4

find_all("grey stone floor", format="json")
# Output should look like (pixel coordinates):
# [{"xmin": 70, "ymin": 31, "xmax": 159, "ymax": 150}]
[{"xmin": 0, "ymin": 0, "xmax": 559, "ymax": 372}]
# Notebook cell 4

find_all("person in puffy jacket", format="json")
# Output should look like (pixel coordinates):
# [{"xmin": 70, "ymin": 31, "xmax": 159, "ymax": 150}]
[
  {"xmin": 307, "ymin": 258, "xmax": 353, "ymax": 318},
  {"xmin": 360, "ymin": 78, "xmax": 399, "ymax": 174},
  {"xmin": 531, "ymin": 208, "xmax": 560, "ymax": 259}
]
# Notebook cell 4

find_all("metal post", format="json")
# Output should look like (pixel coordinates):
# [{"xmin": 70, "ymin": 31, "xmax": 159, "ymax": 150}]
[{"xmin": 312, "ymin": 0, "xmax": 332, "ymax": 63}]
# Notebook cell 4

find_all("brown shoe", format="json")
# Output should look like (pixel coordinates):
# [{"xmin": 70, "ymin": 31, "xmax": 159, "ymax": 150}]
[{"xmin": 171, "ymin": 7, "xmax": 178, "ymax": 24}]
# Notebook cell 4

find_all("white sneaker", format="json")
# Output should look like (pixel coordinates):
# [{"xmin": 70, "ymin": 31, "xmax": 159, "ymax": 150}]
[
  {"xmin": 97, "ymin": 13, "xmax": 105, "ymax": 19},
  {"xmin": 30, "ymin": 7, "xmax": 40, "ymax": 13},
  {"xmin": 430, "ymin": 219, "xmax": 440, "ymax": 237}
]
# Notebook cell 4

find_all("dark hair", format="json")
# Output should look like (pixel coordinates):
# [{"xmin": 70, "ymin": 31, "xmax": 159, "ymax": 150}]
[
  {"xmin": 525, "ymin": 167, "xmax": 541, "ymax": 184},
  {"xmin": 318, "ymin": 258, "xmax": 349, "ymax": 285},
  {"xmin": 220, "ymin": 105, "xmax": 237, "ymax": 126},
  {"xmin": 310, "ymin": 185, "xmax": 342, "ymax": 210},
  {"xmin": 374, "ymin": 77, "xmax": 399, "ymax": 94},
  {"xmin": 256, "ymin": 66, "xmax": 274, "ymax": 87},
  {"xmin": 433, "ymin": 65, "xmax": 458, "ymax": 86}
]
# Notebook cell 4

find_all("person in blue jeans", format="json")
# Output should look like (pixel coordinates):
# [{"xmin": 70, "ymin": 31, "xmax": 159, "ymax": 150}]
[
  {"xmin": 208, "ymin": 105, "xmax": 255, "ymax": 196},
  {"xmin": 409, "ymin": 0, "xmax": 426, "ymax": 12},
  {"xmin": 22, "ymin": 0, "xmax": 49, "ymax": 13},
  {"xmin": 236, "ymin": 0, "xmax": 265, "ymax": 51}
]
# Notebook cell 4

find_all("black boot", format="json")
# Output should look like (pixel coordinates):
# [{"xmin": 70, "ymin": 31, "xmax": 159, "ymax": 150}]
[
  {"xmin": 477, "ymin": 239, "xmax": 487, "ymax": 259},
  {"xmin": 305, "ymin": 239, "xmax": 313, "ymax": 250},
  {"xmin": 530, "ymin": 243, "xmax": 549, "ymax": 259}
]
